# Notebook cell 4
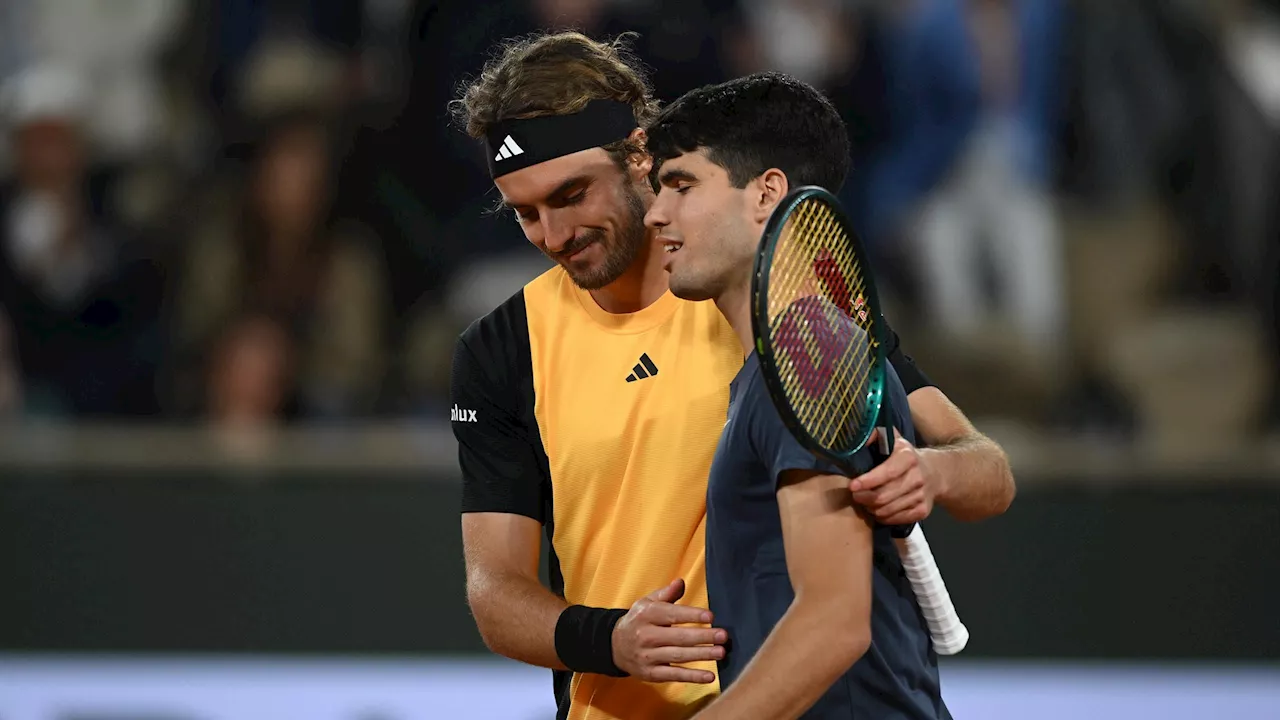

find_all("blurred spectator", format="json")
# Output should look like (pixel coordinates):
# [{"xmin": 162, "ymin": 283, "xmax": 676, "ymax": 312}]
[
  {"xmin": 0, "ymin": 0, "xmax": 189, "ymax": 166},
  {"xmin": 168, "ymin": 42, "xmax": 390, "ymax": 425},
  {"xmin": 908, "ymin": 0, "xmax": 1066, "ymax": 363},
  {"xmin": 724, "ymin": 0, "xmax": 860, "ymax": 91},
  {"xmin": 205, "ymin": 0, "xmax": 364, "ymax": 122},
  {"xmin": 208, "ymin": 310, "xmax": 296, "ymax": 426},
  {"xmin": 855, "ymin": 0, "xmax": 981, "ymax": 255},
  {"xmin": 0, "ymin": 64, "xmax": 165, "ymax": 418}
]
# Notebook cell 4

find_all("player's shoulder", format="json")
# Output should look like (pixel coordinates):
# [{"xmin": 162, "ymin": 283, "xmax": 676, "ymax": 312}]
[
  {"xmin": 521, "ymin": 264, "xmax": 577, "ymax": 314},
  {"xmin": 458, "ymin": 286, "xmax": 529, "ymax": 356},
  {"xmin": 455, "ymin": 266, "xmax": 573, "ymax": 379},
  {"xmin": 730, "ymin": 352, "xmax": 774, "ymax": 426},
  {"xmin": 457, "ymin": 267, "xmax": 564, "ymax": 350}
]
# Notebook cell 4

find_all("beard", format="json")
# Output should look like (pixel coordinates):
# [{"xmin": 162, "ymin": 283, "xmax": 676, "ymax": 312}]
[{"xmin": 549, "ymin": 182, "xmax": 649, "ymax": 291}]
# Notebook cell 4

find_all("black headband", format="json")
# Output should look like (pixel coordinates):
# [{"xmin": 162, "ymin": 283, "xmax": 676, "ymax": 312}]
[{"xmin": 485, "ymin": 100, "xmax": 638, "ymax": 179}]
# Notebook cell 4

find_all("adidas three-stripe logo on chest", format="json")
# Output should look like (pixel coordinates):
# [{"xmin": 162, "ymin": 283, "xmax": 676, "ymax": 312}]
[{"xmin": 625, "ymin": 353, "xmax": 659, "ymax": 382}]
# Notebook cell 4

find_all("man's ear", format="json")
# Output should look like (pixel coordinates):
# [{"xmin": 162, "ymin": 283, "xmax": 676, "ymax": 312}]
[
  {"xmin": 751, "ymin": 168, "xmax": 789, "ymax": 223},
  {"xmin": 625, "ymin": 127, "xmax": 652, "ymax": 184}
]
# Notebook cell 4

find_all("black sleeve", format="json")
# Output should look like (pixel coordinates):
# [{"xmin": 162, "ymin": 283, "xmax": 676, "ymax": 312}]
[
  {"xmin": 882, "ymin": 319, "xmax": 936, "ymax": 396},
  {"xmin": 450, "ymin": 328, "xmax": 549, "ymax": 523}
]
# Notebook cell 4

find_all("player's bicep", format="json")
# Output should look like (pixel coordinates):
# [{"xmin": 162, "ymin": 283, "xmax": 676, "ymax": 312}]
[
  {"xmin": 451, "ymin": 337, "xmax": 546, "ymax": 520},
  {"xmin": 777, "ymin": 470, "xmax": 875, "ymax": 605},
  {"xmin": 906, "ymin": 385, "xmax": 980, "ymax": 448},
  {"xmin": 461, "ymin": 512, "xmax": 544, "ymax": 585}
]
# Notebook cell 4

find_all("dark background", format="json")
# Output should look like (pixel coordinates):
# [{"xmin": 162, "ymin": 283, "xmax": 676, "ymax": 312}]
[{"xmin": 3, "ymin": 451, "xmax": 1278, "ymax": 661}]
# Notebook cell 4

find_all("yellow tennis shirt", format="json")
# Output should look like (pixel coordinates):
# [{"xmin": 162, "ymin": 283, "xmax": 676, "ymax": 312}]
[{"xmin": 451, "ymin": 265, "xmax": 744, "ymax": 720}]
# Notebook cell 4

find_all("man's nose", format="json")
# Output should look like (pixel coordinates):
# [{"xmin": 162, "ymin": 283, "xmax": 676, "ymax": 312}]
[
  {"xmin": 540, "ymin": 210, "xmax": 575, "ymax": 252},
  {"xmin": 645, "ymin": 194, "xmax": 669, "ymax": 230}
]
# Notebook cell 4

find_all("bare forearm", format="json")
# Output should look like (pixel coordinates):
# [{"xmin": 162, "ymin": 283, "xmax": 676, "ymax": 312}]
[
  {"xmin": 695, "ymin": 599, "xmax": 868, "ymax": 720},
  {"xmin": 923, "ymin": 434, "xmax": 1014, "ymax": 521},
  {"xmin": 906, "ymin": 388, "xmax": 1015, "ymax": 522},
  {"xmin": 468, "ymin": 570, "xmax": 570, "ymax": 670}
]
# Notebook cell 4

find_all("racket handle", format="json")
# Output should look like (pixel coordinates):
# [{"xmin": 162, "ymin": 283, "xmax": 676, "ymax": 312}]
[{"xmin": 892, "ymin": 525, "xmax": 969, "ymax": 656}]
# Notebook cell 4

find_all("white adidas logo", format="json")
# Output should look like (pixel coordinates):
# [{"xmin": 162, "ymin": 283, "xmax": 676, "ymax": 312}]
[{"xmin": 494, "ymin": 135, "xmax": 524, "ymax": 161}]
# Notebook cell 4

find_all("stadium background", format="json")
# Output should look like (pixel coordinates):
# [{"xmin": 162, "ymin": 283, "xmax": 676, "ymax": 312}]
[{"xmin": 1, "ymin": 1, "xmax": 1279, "ymax": 718}]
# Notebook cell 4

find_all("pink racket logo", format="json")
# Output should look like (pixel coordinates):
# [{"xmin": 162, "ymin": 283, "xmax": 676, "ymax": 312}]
[
  {"xmin": 772, "ymin": 251, "xmax": 872, "ymax": 403},
  {"xmin": 774, "ymin": 296, "xmax": 852, "ymax": 399}
]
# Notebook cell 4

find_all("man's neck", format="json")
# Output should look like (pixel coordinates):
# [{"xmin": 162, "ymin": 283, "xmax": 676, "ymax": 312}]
[
  {"xmin": 715, "ymin": 281, "xmax": 754, "ymax": 359},
  {"xmin": 587, "ymin": 230, "xmax": 670, "ymax": 314}
]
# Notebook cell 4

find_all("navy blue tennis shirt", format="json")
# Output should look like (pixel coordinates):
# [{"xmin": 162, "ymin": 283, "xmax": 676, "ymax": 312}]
[{"xmin": 705, "ymin": 351, "xmax": 952, "ymax": 719}]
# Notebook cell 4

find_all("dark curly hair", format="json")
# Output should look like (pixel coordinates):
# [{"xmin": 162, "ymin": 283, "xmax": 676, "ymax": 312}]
[{"xmin": 646, "ymin": 71, "xmax": 850, "ymax": 193}]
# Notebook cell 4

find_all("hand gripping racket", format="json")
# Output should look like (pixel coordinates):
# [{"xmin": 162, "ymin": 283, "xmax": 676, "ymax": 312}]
[{"xmin": 750, "ymin": 186, "xmax": 969, "ymax": 656}]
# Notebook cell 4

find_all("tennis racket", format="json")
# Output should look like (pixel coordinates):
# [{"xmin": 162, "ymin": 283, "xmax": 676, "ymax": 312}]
[{"xmin": 750, "ymin": 185, "xmax": 969, "ymax": 656}]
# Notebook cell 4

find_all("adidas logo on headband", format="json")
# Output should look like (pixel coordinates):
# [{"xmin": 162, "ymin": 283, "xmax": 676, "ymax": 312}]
[
  {"xmin": 484, "ymin": 100, "xmax": 638, "ymax": 179},
  {"xmin": 494, "ymin": 135, "xmax": 524, "ymax": 162}
]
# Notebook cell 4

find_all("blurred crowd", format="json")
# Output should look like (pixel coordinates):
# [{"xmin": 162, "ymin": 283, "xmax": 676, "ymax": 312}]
[{"xmin": 0, "ymin": 0, "xmax": 1278, "ymax": 452}]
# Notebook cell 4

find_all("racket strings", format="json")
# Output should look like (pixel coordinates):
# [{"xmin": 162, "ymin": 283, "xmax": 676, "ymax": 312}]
[
  {"xmin": 766, "ymin": 198, "xmax": 878, "ymax": 452},
  {"xmin": 794, "ymin": 218, "xmax": 868, "ymax": 441}
]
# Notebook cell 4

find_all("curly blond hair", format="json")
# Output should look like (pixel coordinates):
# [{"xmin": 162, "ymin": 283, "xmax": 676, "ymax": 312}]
[{"xmin": 449, "ymin": 31, "xmax": 660, "ymax": 168}]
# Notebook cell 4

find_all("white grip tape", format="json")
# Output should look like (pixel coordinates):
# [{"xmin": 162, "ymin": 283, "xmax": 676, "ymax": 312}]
[{"xmin": 893, "ymin": 525, "xmax": 970, "ymax": 656}]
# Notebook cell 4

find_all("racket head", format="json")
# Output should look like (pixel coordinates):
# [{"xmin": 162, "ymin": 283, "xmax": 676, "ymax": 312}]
[{"xmin": 750, "ymin": 185, "xmax": 892, "ymax": 469}]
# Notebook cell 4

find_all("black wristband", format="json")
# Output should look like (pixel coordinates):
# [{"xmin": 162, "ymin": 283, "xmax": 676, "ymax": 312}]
[{"xmin": 555, "ymin": 605, "xmax": 629, "ymax": 677}]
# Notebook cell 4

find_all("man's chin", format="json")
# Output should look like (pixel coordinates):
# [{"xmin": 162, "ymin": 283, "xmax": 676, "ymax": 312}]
[
  {"xmin": 669, "ymin": 278, "xmax": 715, "ymax": 302},
  {"xmin": 562, "ymin": 260, "xmax": 618, "ymax": 291}
]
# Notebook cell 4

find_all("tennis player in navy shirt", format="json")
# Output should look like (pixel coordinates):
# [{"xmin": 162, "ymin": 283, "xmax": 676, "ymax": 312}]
[{"xmin": 644, "ymin": 72, "xmax": 952, "ymax": 719}]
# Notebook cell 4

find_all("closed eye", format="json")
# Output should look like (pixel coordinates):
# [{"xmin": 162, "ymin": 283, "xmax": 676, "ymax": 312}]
[
  {"xmin": 503, "ymin": 174, "xmax": 592, "ymax": 222},
  {"xmin": 658, "ymin": 168, "xmax": 698, "ymax": 195}
]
